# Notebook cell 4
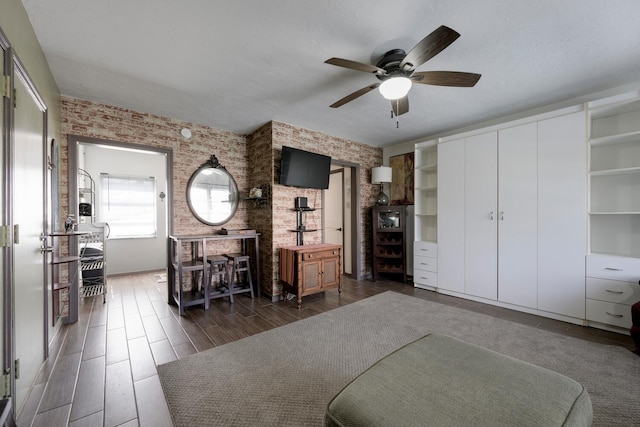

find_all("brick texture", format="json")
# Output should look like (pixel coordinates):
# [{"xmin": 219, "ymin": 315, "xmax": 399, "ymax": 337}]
[{"xmin": 60, "ymin": 97, "xmax": 382, "ymax": 299}]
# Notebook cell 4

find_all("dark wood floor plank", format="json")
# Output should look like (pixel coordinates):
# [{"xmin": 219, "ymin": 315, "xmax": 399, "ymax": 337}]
[
  {"xmin": 141, "ymin": 314, "xmax": 169, "ymax": 343},
  {"xmin": 69, "ymin": 356, "xmax": 105, "ymax": 422},
  {"xmin": 128, "ymin": 336, "xmax": 157, "ymax": 382},
  {"xmin": 104, "ymin": 360, "xmax": 137, "ymax": 427},
  {"xmin": 106, "ymin": 306, "xmax": 125, "ymax": 331},
  {"xmin": 38, "ymin": 352, "xmax": 82, "ymax": 412},
  {"xmin": 32, "ymin": 404, "xmax": 71, "ymax": 427},
  {"xmin": 82, "ymin": 324, "xmax": 106, "ymax": 361},
  {"xmin": 133, "ymin": 375, "xmax": 173, "ymax": 427},
  {"xmin": 68, "ymin": 411, "xmax": 103, "ymax": 427},
  {"xmin": 106, "ymin": 327, "xmax": 129, "ymax": 366},
  {"xmin": 149, "ymin": 339, "xmax": 177, "ymax": 365},
  {"xmin": 124, "ymin": 311, "xmax": 146, "ymax": 340},
  {"xmin": 180, "ymin": 322, "xmax": 215, "ymax": 352},
  {"xmin": 159, "ymin": 316, "xmax": 190, "ymax": 346}
]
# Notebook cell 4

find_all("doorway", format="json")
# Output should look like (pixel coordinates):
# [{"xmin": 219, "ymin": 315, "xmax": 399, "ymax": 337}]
[
  {"xmin": 323, "ymin": 161, "xmax": 361, "ymax": 279},
  {"xmin": 68, "ymin": 136, "xmax": 173, "ymax": 275}
]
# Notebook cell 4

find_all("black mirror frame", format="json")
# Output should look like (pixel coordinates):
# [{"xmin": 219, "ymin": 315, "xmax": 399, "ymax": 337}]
[{"xmin": 186, "ymin": 154, "xmax": 239, "ymax": 226}]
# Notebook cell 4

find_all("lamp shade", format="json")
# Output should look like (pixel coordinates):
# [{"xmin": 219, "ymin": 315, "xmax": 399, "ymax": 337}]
[
  {"xmin": 379, "ymin": 77, "xmax": 412, "ymax": 100},
  {"xmin": 372, "ymin": 166, "xmax": 392, "ymax": 184}
]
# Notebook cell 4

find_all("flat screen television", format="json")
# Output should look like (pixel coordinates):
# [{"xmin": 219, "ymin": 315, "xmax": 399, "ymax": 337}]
[{"xmin": 279, "ymin": 146, "xmax": 331, "ymax": 189}]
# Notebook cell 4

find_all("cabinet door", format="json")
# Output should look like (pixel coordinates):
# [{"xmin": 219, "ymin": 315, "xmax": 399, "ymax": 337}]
[
  {"xmin": 301, "ymin": 260, "xmax": 322, "ymax": 292},
  {"xmin": 498, "ymin": 123, "xmax": 538, "ymax": 307},
  {"xmin": 465, "ymin": 132, "xmax": 498, "ymax": 300},
  {"xmin": 437, "ymin": 139, "xmax": 465, "ymax": 292},
  {"xmin": 538, "ymin": 112, "xmax": 587, "ymax": 318},
  {"xmin": 321, "ymin": 257, "xmax": 339, "ymax": 288}
]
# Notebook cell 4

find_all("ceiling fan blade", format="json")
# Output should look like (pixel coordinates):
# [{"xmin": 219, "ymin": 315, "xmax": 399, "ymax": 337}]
[
  {"xmin": 325, "ymin": 57, "xmax": 386, "ymax": 74},
  {"xmin": 400, "ymin": 25, "xmax": 460, "ymax": 70},
  {"xmin": 391, "ymin": 96, "xmax": 409, "ymax": 116},
  {"xmin": 330, "ymin": 83, "xmax": 381, "ymax": 108},
  {"xmin": 412, "ymin": 71, "xmax": 481, "ymax": 87}
]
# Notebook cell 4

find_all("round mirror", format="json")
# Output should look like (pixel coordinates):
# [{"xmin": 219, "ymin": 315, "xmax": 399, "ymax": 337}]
[{"xmin": 187, "ymin": 156, "xmax": 239, "ymax": 226}]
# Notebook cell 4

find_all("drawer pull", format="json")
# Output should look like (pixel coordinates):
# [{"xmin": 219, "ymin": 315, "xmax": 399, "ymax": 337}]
[
  {"xmin": 420, "ymin": 249, "xmax": 429, "ymax": 252},
  {"xmin": 420, "ymin": 276, "xmax": 430, "ymax": 280},
  {"xmin": 604, "ymin": 267, "xmax": 623, "ymax": 271},
  {"xmin": 420, "ymin": 262, "xmax": 430, "ymax": 266},
  {"xmin": 605, "ymin": 312, "xmax": 624, "ymax": 319},
  {"xmin": 605, "ymin": 289, "xmax": 624, "ymax": 295}
]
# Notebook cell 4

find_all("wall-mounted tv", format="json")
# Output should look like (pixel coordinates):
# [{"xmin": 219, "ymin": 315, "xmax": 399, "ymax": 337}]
[{"xmin": 279, "ymin": 146, "xmax": 331, "ymax": 190}]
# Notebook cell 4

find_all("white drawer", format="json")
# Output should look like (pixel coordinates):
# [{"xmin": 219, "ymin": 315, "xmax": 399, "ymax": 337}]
[
  {"xmin": 413, "ymin": 270, "xmax": 437, "ymax": 287},
  {"xmin": 586, "ymin": 299, "xmax": 633, "ymax": 329},
  {"xmin": 586, "ymin": 254, "xmax": 640, "ymax": 282},
  {"xmin": 586, "ymin": 277, "xmax": 640, "ymax": 305},
  {"xmin": 414, "ymin": 255, "xmax": 437, "ymax": 273},
  {"xmin": 414, "ymin": 241, "xmax": 437, "ymax": 258}
]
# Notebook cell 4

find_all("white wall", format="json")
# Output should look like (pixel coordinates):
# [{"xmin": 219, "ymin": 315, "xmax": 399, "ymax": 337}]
[{"xmin": 80, "ymin": 144, "xmax": 168, "ymax": 274}]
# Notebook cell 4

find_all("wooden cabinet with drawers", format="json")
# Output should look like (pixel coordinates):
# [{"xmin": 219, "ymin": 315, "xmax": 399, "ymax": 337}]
[{"xmin": 279, "ymin": 243, "xmax": 342, "ymax": 308}]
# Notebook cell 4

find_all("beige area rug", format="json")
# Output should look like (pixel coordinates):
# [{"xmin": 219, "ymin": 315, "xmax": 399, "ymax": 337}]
[{"xmin": 157, "ymin": 291, "xmax": 640, "ymax": 426}]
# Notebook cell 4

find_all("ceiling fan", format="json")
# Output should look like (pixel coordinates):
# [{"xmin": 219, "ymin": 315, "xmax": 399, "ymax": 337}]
[{"xmin": 325, "ymin": 25, "xmax": 481, "ymax": 116}]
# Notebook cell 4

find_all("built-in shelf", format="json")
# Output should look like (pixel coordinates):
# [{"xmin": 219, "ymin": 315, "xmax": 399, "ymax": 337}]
[{"xmin": 588, "ymin": 91, "xmax": 640, "ymax": 259}]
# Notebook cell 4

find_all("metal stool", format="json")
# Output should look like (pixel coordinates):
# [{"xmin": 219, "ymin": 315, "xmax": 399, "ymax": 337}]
[
  {"xmin": 223, "ymin": 253, "xmax": 255, "ymax": 301},
  {"xmin": 205, "ymin": 255, "xmax": 232, "ymax": 305}
]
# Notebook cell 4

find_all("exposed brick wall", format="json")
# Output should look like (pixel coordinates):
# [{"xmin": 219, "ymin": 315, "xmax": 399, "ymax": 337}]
[
  {"xmin": 269, "ymin": 121, "xmax": 381, "ymax": 295},
  {"xmin": 60, "ymin": 97, "xmax": 382, "ymax": 299}
]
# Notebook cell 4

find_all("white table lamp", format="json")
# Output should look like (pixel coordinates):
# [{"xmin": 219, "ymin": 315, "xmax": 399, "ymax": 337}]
[{"xmin": 371, "ymin": 166, "xmax": 392, "ymax": 206}]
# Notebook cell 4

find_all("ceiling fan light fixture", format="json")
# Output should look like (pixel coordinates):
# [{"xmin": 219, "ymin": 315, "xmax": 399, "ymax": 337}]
[{"xmin": 379, "ymin": 77, "xmax": 412, "ymax": 100}]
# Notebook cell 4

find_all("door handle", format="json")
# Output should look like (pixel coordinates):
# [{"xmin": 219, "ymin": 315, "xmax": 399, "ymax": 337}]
[{"xmin": 40, "ymin": 246, "xmax": 53, "ymax": 254}]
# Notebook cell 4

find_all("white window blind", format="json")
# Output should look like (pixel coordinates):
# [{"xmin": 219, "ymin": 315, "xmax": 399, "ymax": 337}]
[{"xmin": 99, "ymin": 173, "xmax": 157, "ymax": 239}]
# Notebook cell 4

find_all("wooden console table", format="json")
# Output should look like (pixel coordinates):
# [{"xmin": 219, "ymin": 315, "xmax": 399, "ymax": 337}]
[
  {"xmin": 168, "ymin": 232, "xmax": 261, "ymax": 315},
  {"xmin": 279, "ymin": 243, "xmax": 342, "ymax": 308}
]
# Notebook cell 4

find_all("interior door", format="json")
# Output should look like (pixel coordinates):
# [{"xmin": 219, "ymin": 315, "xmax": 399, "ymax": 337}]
[
  {"xmin": 437, "ymin": 139, "xmax": 465, "ymax": 293},
  {"xmin": 537, "ymin": 112, "xmax": 586, "ymax": 318},
  {"xmin": 464, "ymin": 131, "xmax": 498, "ymax": 300},
  {"xmin": 324, "ymin": 170, "xmax": 344, "ymax": 273},
  {"xmin": 12, "ymin": 70, "xmax": 47, "ymax": 411},
  {"xmin": 498, "ymin": 123, "xmax": 538, "ymax": 307}
]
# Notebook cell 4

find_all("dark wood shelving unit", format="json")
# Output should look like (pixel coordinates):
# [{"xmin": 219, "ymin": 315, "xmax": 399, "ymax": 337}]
[{"xmin": 371, "ymin": 205, "xmax": 407, "ymax": 283}]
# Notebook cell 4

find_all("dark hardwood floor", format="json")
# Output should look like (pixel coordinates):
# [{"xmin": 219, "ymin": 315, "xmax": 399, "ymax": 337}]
[{"xmin": 19, "ymin": 272, "xmax": 636, "ymax": 426}]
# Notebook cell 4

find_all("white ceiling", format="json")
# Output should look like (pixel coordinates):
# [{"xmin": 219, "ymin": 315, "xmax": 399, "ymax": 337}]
[{"xmin": 20, "ymin": 0, "xmax": 640, "ymax": 147}]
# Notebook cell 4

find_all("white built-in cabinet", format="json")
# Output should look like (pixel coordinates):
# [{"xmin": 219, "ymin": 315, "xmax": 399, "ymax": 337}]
[
  {"xmin": 586, "ymin": 90, "xmax": 640, "ymax": 331},
  {"xmin": 435, "ymin": 108, "xmax": 587, "ymax": 321}
]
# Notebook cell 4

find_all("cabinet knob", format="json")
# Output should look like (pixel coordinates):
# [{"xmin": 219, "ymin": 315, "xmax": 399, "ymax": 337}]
[{"xmin": 490, "ymin": 211, "xmax": 494, "ymax": 221}]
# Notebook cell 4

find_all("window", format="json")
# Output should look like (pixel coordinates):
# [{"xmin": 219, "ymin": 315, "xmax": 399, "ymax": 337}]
[{"xmin": 99, "ymin": 173, "xmax": 157, "ymax": 239}]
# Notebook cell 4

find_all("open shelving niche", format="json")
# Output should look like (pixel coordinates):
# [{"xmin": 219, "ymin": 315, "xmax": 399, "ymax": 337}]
[
  {"xmin": 588, "ymin": 90, "xmax": 640, "ymax": 258},
  {"xmin": 413, "ymin": 140, "xmax": 438, "ymax": 290},
  {"xmin": 414, "ymin": 141, "xmax": 438, "ymax": 243}
]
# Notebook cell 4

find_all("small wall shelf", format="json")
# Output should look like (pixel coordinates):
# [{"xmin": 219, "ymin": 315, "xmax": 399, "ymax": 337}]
[{"xmin": 292, "ymin": 207, "xmax": 316, "ymax": 245}]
